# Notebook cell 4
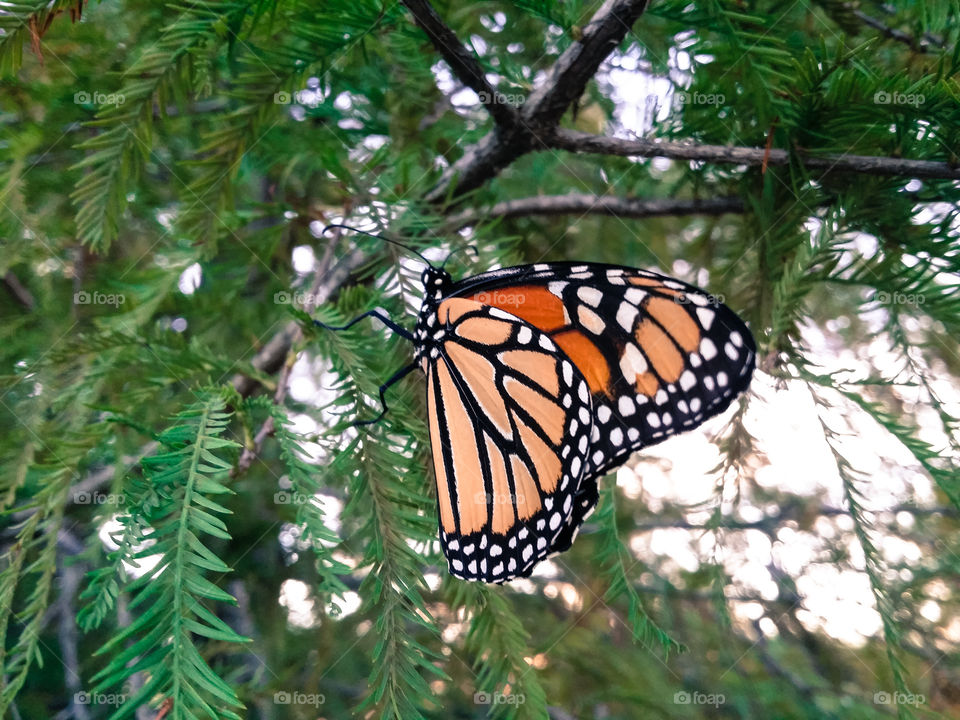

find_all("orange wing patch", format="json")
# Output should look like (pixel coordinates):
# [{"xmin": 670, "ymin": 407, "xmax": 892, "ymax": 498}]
[
  {"xmin": 469, "ymin": 286, "xmax": 566, "ymax": 331},
  {"xmin": 500, "ymin": 350, "xmax": 560, "ymax": 396},
  {"xmin": 444, "ymin": 343, "xmax": 513, "ymax": 439},
  {"xmin": 438, "ymin": 297, "xmax": 477, "ymax": 325},
  {"xmin": 510, "ymin": 455, "xmax": 542, "ymax": 520},
  {"xmin": 635, "ymin": 371, "xmax": 660, "ymax": 396},
  {"xmin": 428, "ymin": 371, "xmax": 456, "ymax": 534},
  {"xmin": 553, "ymin": 330, "xmax": 610, "ymax": 395},
  {"xmin": 456, "ymin": 316, "xmax": 514, "ymax": 344},
  {"xmin": 484, "ymin": 434, "xmax": 515, "ymax": 535},
  {"xmin": 645, "ymin": 296, "xmax": 701, "ymax": 352},
  {"xmin": 437, "ymin": 360, "xmax": 487, "ymax": 534},
  {"xmin": 635, "ymin": 319, "xmax": 684, "ymax": 384},
  {"xmin": 516, "ymin": 420, "xmax": 561, "ymax": 494},
  {"xmin": 628, "ymin": 276, "xmax": 684, "ymax": 298},
  {"xmin": 503, "ymin": 377, "xmax": 565, "ymax": 445}
]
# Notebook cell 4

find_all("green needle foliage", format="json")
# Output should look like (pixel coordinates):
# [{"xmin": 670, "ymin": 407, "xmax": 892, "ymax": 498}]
[
  {"xmin": 85, "ymin": 392, "xmax": 249, "ymax": 720},
  {"xmin": 2, "ymin": 0, "xmax": 960, "ymax": 718}
]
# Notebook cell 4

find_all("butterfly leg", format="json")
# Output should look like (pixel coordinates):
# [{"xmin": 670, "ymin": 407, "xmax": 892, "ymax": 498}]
[
  {"xmin": 313, "ymin": 308, "xmax": 414, "ymax": 342},
  {"xmin": 352, "ymin": 362, "xmax": 418, "ymax": 427}
]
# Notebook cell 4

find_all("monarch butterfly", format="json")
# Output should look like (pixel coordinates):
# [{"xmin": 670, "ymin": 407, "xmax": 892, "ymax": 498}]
[{"xmin": 318, "ymin": 231, "xmax": 755, "ymax": 583}]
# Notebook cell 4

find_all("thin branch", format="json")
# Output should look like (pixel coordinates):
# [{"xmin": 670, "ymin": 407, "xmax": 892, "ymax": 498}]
[
  {"xmin": 445, "ymin": 194, "xmax": 744, "ymax": 228},
  {"xmin": 521, "ymin": 0, "xmax": 650, "ymax": 128},
  {"xmin": 230, "ymin": 244, "xmax": 366, "ymax": 397},
  {"xmin": 55, "ymin": 531, "xmax": 89, "ymax": 720},
  {"xmin": 631, "ymin": 503, "xmax": 957, "ymax": 533},
  {"xmin": 3, "ymin": 272, "xmax": 35, "ymax": 311},
  {"xmin": 234, "ymin": 229, "xmax": 341, "ymax": 474},
  {"xmin": 425, "ymin": 0, "xmax": 651, "ymax": 203},
  {"xmin": 850, "ymin": 7, "xmax": 942, "ymax": 52},
  {"xmin": 400, "ymin": 0, "xmax": 519, "ymax": 127},
  {"xmin": 546, "ymin": 128, "xmax": 960, "ymax": 180}
]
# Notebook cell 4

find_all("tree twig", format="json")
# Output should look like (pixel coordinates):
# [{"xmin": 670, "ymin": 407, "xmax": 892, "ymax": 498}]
[
  {"xmin": 55, "ymin": 530, "xmax": 90, "ymax": 720},
  {"xmin": 521, "ymin": 0, "xmax": 650, "ymax": 129},
  {"xmin": 3, "ymin": 271, "xmax": 35, "ymax": 311},
  {"xmin": 229, "ymin": 244, "xmax": 366, "ymax": 397},
  {"xmin": 546, "ymin": 128, "xmax": 960, "ymax": 180},
  {"xmin": 400, "ymin": 0, "xmax": 519, "ymax": 128},
  {"xmin": 234, "ymin": 228, "xmax": 342, "ymax": 475},
  {"xmin": 445, "ymin": 194, "xmax": 745, "ymax": 228},
  {"xmin": 424, "ymin": 0, "xmax": 651, "ymax": 203},
  {"xmin": 850, "ymin": 6, "xmax": 943, "ymax": 52}
]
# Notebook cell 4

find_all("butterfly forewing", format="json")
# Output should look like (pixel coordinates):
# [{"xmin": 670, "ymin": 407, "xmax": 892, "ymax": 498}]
[
  {"xmin": 450, "ymin": 263, "xmax": 757, "ymax": 480},
  {"xmin": 422, "ymin": 298, "xmax": 594, "ymax": 582}
]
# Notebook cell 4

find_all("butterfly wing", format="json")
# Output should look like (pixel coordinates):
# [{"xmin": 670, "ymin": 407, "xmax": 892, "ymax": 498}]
[
  {"xmin": 424, "ymin": 297, "xmax": 594, "ymax": 582},
  {"xmin": 452, "ymin": 262, "xmax": 756, "ymax": 477}
]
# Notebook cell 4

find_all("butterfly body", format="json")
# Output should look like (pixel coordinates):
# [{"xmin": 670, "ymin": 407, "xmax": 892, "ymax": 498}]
[{"xmin": 411, "ymin": 262, "xmax": 756, "ymax": 583}]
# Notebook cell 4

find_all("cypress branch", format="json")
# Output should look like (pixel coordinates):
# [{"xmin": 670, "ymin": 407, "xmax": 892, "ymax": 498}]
[{"xmin": 87, "ymin": 391, "xmax": 249, "ymax": 720}]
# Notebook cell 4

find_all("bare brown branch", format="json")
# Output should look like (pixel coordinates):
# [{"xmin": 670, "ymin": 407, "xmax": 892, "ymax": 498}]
[
  {"xmin": 234, "ymin": 230, "xmax": 345, "ymax": 475},
  {"xmin": 230, "ymin": 245, "xmax": 366, "ymax": 397},
  {"xmin": 522, "ymin": 0, "xmax": 650, "ymax": 128},
  {"xmin": 425, "ymin": 0, "xmax": 651, "ymax": 203},
  {"xmin": 445, "ymin": 194, "xmax": 744, "ymax": 229},
  {"xmin": 401, "ymin": 0, "xmax": 519, "ymax": 127},
  {"xmin": 850, "ymin": 6, "xmax": 943, "ymax": 52},
  {"xmin": 546, "ymin": 128, "xmax": 960, "ymax": 180},
  {"xmin": 3, "ymin": 271, "xmax": 35, "ymax": 311}
]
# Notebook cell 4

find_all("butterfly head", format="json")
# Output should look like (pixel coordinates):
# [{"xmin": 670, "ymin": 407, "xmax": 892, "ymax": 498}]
[{"xmin": 421, "ymin": 265, "xmax": 452, "ymax": 300}]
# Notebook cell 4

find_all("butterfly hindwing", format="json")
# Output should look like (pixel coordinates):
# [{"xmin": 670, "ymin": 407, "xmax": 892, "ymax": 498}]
[
  {"xmin": 450, "ymin": 263, "xmax": 757, "ymax": 480},
  {"xmin": 423, "ymin": 298, "xmax": 594, "ymax": 582}
]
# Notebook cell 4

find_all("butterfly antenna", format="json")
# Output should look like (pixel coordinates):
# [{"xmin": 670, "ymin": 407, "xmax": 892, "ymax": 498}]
[
  {"xmin": 441, "ymin": 244, "xmax": 479, "ymax": 269},
  {"xmin": 322, "ymin": 223, "xmax": 434, "ymax": 267}
]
